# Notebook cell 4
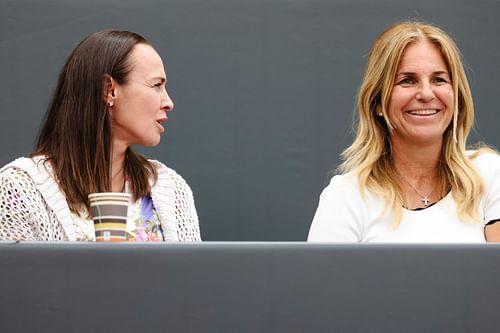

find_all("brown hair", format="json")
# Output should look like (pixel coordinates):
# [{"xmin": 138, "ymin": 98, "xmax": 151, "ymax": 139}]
[{"xmin": 32, "ymin": 30, "xmax": 157, "ymax": 213}]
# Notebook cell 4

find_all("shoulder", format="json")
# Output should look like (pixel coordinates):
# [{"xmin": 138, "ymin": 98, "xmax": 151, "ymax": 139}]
[
  {"xmin": 0, "ymin": 158, "xmax": 50, "ymax": 212},
  {"xmin": 149, "ymin": 159, "xmax": 180, "ymax": 176},
  {"xmin": 468, "ymin": 149, "xmax": 500, "ymax": 176},
  {"xmin": 319, "ymin": 170, "xmax": 382, "ymax": 213},
  {"xmin": 148, "ymin": 159, "xmax": 193, "ymax": 192},
  {"xmin": 1, "ymin": 155, "xmax": 51, "ymax": 177},
  {"xmin": 149, "ymin": 159, "xmax": 187, "ymax": 181},
  {"xmin": 321, "ymin": 172, "xmax": 362, "ymax": 198},
  {"xmin": 1, "ymin": 157, "xmax": 32, "ymax": 173},
  {"xmin": 469, "ymin": 148, "xmax": 500, "ymax": 163},
  {"xmin": 0, "ymin": 161, "xmax": 36, "ymax": 189},
  {"xmin": 317, "ymin": 172, "xmax": 373, "ymax": 212},
  {"xmin": 1, "ymin": 157, "xmax": 42, "ymax": 185},
  {"xmin": 1, "ymin": 156, "xmax": 57, "ymax": 191}
]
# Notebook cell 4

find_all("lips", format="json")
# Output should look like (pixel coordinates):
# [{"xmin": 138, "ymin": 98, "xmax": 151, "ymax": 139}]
[
  {"xmin": 406, "ymin": 109, "xmax": 439, "ymax": 116},
  {"xmin": 156, "ymin": 117, "xmax": 167, "ymax": 132}
]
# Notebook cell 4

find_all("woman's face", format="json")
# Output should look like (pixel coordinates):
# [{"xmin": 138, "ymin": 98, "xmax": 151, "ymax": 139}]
[
  {"xmin": 109, "ymin": 43, "xmax": 174, "ymax": 149},
  {"xmin": 386, "ymin": 40, "xmax": 454, "ymax": 148}
]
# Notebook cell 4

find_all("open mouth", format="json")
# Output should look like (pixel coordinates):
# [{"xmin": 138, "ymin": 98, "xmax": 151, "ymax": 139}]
[
  {"xmin": 155, "ymin": 118, "xmax": 167, "ymax": 132},
  {"xmin": 407, "ymin": 109, "xmax": 439, "ymax": 116},
  {"xmin": 156, "ymin": 117, "xmax": 167, "ymax": 124}
]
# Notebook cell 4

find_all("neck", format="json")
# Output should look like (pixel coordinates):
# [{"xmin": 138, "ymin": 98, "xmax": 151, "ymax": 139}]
[
  {"xmin": 111, "ymin": 143, "xmax": 127, "ymax": 193},
  {"xmin": 391, "ymin": 138, "xmax": 441, "ymax": 180},
  {"xmin": 391, "ymin": 138, "xmax": 443, "ymax": 208}
]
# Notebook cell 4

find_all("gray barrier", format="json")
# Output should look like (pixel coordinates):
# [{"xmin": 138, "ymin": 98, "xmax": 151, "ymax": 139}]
[{"xmin": 1, "ymin": 242, "xmax": 500, "ymax": 332}]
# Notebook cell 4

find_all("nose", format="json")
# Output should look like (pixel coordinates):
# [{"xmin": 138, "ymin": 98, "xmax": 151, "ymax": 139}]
[
  {"xmin": 416, "ymin": 81, "xmax": 435, "ymax": 102},
  {"xmin": 161, "ymin": 89, "xmax": 174, "ymax": 112}
]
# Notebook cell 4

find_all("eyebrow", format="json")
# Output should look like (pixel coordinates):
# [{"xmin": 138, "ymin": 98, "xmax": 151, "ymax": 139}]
[
  {"xmin": 433, "ymin": 71, "xmax": 450, "ymax": 76},
  {"xmin": 151, "ymin": 77, "xmax": 166, "ymax": 83},
  {"xmin": 396, "ymin": 70, "xmax": 450, "ymax": 77}
]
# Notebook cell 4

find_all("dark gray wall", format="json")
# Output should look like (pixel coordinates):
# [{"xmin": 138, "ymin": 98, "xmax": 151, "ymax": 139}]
[{"xmin": 1, "ymin": 0, "xmax": 500, "ymax": 240}]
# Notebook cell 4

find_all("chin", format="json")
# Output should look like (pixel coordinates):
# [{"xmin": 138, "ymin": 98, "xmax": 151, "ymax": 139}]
[
  {"xmin": 140, "ymin": 137, "xmax": 161, "ymax": 147},
  {"xmin": 146, "ymin": 140, "xmax": 161, "ymax": 147}
]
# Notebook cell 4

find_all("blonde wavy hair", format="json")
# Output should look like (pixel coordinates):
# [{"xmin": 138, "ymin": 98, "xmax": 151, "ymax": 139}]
[{"xmin": 339, "ymin": 20, "xmax": 485, "ymax": 225}]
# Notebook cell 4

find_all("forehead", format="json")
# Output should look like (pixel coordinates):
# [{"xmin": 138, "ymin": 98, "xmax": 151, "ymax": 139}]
[
  {"xmin": 127, "ymin": 43, "xmax": 166, "ymax": 78},
  {"xmin": 398, "ymin": 40, "xmax": 448, "ymax": 71}
]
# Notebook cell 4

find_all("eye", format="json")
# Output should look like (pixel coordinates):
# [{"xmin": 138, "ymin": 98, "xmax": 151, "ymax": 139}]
[
  {"xmin": 396, "ymin": 77, "xmax": 415, "ymax": 86},
  {"xmin": 433, "ymin": 76, "xmax": 450, "ymax": 85}
]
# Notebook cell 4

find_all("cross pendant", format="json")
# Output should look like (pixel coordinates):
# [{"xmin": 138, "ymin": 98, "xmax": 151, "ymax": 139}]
[{"xmin": 422, "ymin": 196, "xmax": 430, "ymax": 206}]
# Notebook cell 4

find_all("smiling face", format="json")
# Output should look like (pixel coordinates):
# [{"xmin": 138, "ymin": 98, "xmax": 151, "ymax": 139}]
[
  {"xmin": 387, "ymin": 39, "xmax": 454, "ymax": 148},
  {"xmin": 109, "ymin": 43, "xmax": 174, "ymax": 150}
]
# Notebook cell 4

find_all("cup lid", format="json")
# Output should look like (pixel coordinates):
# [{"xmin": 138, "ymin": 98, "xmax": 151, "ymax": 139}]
[{"xmin": 88, "ymin": 192, "xmax": 131, "ymax": 200}]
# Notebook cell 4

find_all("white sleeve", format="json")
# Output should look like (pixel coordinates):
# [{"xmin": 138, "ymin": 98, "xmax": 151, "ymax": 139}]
[
  {"xmin": 476, "ymin": 153, "xmax": 500, "ymax": 223},
  {"xmin": 307, "ymin": 175, "xmax": 365, "ymax": 242},
  {"xmin": 0, "ymin": 167, "xmax": 65, "ymax": 240}
]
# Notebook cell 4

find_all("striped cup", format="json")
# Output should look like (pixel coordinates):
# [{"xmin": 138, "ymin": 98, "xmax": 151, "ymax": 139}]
[{"xmin": 88, "ymin": 192, "xmax": 131, "ymax": 242}]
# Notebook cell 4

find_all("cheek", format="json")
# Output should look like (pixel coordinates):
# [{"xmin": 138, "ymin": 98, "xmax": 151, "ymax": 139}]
[
  {"xmin": 387, "ymin": 94, "xmax": 407, "ymax": 119},
  {"xmin": 444, "ymin": 90, "xmax": 454, "ymax": 109},
  {"xmin": 139, "ymin": 92, "xmax": 160, "ymax": 111},
  {"xmin": 388, "ymin": 88, "xmax": 410, "ymax": 110}
]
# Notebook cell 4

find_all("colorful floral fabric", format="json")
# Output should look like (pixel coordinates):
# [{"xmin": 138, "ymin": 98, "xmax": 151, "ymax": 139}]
[
  {"xmin": 71, "ymin": 193, "xmax": 163, "ymax": 242},
  {"xmin": 127, "ymin": 194, "xmax": 163, "ymax": 241}
]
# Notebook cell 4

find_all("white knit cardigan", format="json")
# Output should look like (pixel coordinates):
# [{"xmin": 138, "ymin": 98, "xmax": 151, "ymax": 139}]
[{"xmin": 0, "ymin": 156, "xmax": 200, "ymax": 241}]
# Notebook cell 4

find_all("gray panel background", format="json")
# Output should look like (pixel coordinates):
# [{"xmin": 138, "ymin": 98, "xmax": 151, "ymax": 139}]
[{"xmin": 1, "ymin": 0, "xmax": 499, "ymax": 240}]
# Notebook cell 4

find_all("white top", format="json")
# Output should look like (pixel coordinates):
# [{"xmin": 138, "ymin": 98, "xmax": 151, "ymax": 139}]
[
  {"xmin": 308, "ymin": 152, "xmax": 500, "ymax": 243},
  {"xmin": 0, "ymin": 156, "xmax": 200, "ymax": 241}
]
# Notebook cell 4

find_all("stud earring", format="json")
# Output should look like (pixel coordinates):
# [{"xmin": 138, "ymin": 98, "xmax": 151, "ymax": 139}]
[
  {"xmin": 377, "ymin": 112, "xmax": 383, "ymax": 116},
  {"xmin": 107, "ymin": 101, "xmax": 114, "ymax": 107}
]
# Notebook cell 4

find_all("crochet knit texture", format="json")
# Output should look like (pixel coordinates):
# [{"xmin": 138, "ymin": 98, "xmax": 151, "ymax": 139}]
[{"xmin": 0, "ymin": 159, "xmax": 200, "ymax": 241}]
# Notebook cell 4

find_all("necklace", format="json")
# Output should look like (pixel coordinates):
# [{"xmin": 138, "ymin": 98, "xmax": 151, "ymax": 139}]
[{"xmin": 401, "ymin": 178, "xmax": 436, "ymax": 206}]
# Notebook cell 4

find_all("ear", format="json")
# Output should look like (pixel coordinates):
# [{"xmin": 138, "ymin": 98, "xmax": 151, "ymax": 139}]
[{"xmin": 103, "ymin": 74, "xmax": 117, "ymax": 107}]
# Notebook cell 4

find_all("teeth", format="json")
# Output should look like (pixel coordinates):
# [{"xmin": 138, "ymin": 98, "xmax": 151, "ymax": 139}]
[{"xmin": 409, "ymin": 109, "xmax": 438, "ymax": 115}]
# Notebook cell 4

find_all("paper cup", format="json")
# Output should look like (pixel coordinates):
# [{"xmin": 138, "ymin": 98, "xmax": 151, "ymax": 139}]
[{"xmin": 88, "ymin": 192, "xmax": 131, "ymax": 242}]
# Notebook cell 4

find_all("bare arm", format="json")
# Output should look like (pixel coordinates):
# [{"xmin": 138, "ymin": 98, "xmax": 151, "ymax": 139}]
[{"xmin": 485, "ymin": 221, "xmax": 500, "ymax": 242}]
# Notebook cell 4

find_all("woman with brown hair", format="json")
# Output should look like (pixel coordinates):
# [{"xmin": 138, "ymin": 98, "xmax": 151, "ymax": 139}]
[
  {"xmin": 0, "ymin": 30, "xmax": 200, "ymax": 241},
  {"xmin": 308, "ymin": 21, "xmax": 500, "ymax": 242}
]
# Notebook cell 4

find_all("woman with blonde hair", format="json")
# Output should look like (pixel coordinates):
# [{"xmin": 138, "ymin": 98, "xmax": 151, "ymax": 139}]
[{"xmin": 308, "ymin": 21, "xmax": 500, "ymax": 242}]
